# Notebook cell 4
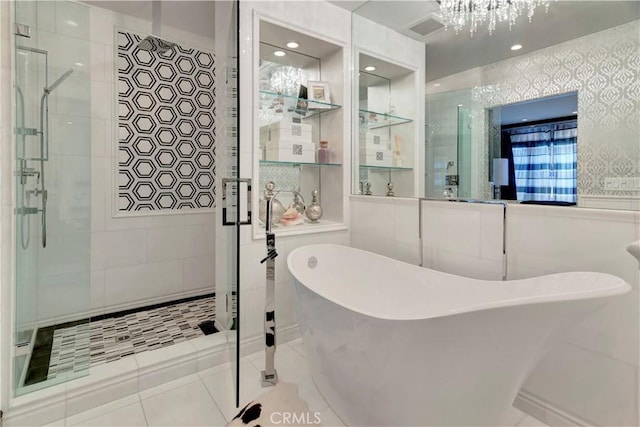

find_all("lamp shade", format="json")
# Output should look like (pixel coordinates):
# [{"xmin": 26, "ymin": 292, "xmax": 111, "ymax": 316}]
[{"xmin": 492, "ymin": 158, "xmax": 509, "ymax": 186}]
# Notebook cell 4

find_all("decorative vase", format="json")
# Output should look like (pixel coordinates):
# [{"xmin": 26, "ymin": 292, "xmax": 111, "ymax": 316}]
[
  {"xmin": 317, "ymin": 140, "xmax": 330, "ymax": 163},
  {"xmin": 258, "ymin": 181, "xmax": 284, "ymax": 225},
  {"xmin": 305, "ymin": 190, "xmax": 322, "ymax": 223},
  {"xmin": 289, "ymin": 192, "xmax": 306, "ymax": 215},
  {"xmin": 386, "ymin": 182, "xmax": 395, "ymax": 197}
]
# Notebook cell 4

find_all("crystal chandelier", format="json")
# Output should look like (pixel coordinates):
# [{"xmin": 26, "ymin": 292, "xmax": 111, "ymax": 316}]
[
  {"xmin": 438, "ymin": 0, "xmax": 553, "ymax": 36},
  {"xmin": 269, "ymin": 66, "xmax": 301, "ymax": 96}
]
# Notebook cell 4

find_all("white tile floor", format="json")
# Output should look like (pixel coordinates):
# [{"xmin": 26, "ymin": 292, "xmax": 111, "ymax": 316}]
[{"xmin": 45, "ymin": 338, "xmax": 549, "ymax": 427}]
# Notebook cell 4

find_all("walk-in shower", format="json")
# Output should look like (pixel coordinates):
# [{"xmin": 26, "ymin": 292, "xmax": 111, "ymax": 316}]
[{"xmin": 10, "ymin": 0, "xmax": 240, "ymax": 412}]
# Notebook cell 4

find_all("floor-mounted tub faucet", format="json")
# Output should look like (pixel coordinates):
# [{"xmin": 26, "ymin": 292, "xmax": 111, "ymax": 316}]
[{"xmin": 260, "ymin": 182, "xmax": 305, "ymax": 387}]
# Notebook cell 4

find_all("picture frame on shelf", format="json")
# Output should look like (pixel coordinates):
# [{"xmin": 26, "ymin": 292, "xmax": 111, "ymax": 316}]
[
  {"xmin": 307, "ymin": 80, "xmax": 331, "ymax": 109},
  {"xmin": 294, "ymin": 84, "xmax": 309, "ymax": 116}
]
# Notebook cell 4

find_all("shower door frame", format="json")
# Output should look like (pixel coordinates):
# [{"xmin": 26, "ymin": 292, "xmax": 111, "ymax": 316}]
[
  {"xmin": 214, "ymin": 0, "xmax": 244, "ymax": 409},
  {"xmin": 0, "ymin": 0, "xmax": 14, "ymax": 412}
]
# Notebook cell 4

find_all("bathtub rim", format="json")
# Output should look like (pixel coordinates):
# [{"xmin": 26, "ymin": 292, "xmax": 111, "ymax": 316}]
[{"xmin": 287, "ymin": 244, "xmax": 632, "ymax": 321}]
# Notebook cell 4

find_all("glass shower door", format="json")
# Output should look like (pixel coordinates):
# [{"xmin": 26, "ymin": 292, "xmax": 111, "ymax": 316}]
[
  {"xmin": 215, "ymin": 0, "xmax": 243, "ymax": 408},
  {"xmin": 13, "ymin": 0, "xmax": 92, "ymax": 395}
]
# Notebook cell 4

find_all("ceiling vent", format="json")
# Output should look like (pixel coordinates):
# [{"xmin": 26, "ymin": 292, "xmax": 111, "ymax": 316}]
[{"xmin": 408, "ymin": 15, "xmax": 444, "ymax": 37}]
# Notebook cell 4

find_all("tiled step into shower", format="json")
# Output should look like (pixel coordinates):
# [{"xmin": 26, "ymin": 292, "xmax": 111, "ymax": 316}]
[{"xmin": 24, "ymin": 294, "xmax": 219, "ymax": 387}]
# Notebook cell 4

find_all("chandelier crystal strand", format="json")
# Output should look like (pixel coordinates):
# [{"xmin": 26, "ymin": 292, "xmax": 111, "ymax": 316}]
[{"xmin": 439, "ymin": 0, "xmax": 554, "ymax": 37}]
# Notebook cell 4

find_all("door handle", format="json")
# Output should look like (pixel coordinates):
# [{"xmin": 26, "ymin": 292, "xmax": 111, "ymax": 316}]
[{"xmin": 222, "ymin": 178, "xmax": 252, "ymax": 226}]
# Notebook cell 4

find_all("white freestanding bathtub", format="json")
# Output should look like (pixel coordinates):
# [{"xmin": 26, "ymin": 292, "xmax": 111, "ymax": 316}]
[{"xmin": 287, "ymin": 244, "xmax": 631, "ymax": 426}]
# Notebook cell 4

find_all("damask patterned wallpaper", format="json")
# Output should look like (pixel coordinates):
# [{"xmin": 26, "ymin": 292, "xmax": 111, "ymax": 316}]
[
  {"xmin": 116, "ymin": 31, "xmax": 216, "ymax": 212},
  {"xmin": 259, "ymin": 165, "xmax": 300, "ymax": 194},
  {"xmin": 477, "ymin": 21, "xmax": 640, "ymax": 200}
]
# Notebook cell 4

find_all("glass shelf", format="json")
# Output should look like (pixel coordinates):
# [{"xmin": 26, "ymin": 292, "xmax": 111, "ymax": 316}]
[
  {"xmin": 259, "ymin": 91, "xmax": 341, "ymax": 125},
  {"xmin": 255, "ymin": 218, "xmax": 348, "ymax": 239},
  {"xmin": 358, "ymin": 109, "xmax": 413, "ymax": 130},
  {"xmin": 359, "ymin": 165, "xmax": 413, "ymax": 172},
  {"xmin": 260, "ymin": 160, "xmax": 342, "ymax": 167}
]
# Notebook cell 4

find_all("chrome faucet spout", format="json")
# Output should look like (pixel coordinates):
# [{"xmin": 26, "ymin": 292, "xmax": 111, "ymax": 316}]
[{"xmin": 265, "ymin": 187, "xmax": 305, "ymax": 234}]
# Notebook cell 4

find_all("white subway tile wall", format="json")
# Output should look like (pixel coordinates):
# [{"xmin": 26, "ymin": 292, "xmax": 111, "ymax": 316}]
[{"xmin": 86, "ymin": 4, "xmax": 216, "ymax": 318}]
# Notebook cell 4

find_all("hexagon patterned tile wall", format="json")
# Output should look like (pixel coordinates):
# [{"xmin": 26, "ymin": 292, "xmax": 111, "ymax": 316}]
[{"xmin": 117, "ymin": 30, "xmax": 216, "ymax": 212}]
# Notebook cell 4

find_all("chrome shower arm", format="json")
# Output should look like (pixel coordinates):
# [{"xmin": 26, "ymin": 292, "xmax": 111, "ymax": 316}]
[{"xmin": 44, "ymin": 68, "xmax": 73, "ymax": 94}]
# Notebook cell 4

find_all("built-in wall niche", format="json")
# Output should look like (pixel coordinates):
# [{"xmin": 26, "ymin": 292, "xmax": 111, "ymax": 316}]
[
  {"xmin": 254, "ymin": 19, "xmax": 346, "ymax": 238},
  {"xmin": 354, "ymin": 52, "xmax": 415, "ymax": 197}
]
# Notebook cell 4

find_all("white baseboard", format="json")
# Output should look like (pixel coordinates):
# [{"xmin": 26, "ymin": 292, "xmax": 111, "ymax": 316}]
[{"xmin": 515, "ymin": 390, "xmax": 595, "ymax": 427}]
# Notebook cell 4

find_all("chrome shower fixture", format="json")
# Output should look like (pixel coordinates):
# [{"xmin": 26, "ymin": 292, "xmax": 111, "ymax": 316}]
[
  {"xmin": 34, "ymin": 68, "xmax": 74, "ymax": 248},
  {"xmin": 136, "ymin": 1, "xmax": 177, "ymax": 54},
  {"xmin": 45, "ymin": 68, "xmax": 73, "ymax": 94},
  {"xmin": 137, "ymin": 35, "xmax": 177, "ymax": 54}
]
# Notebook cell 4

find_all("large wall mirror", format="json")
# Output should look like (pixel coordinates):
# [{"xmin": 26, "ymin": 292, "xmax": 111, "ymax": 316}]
[{"xmin": 348, "ymin": 0, "xmax": 640, "ymax": 210}]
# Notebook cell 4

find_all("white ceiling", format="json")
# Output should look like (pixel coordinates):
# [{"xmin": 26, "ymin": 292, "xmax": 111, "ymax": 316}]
[
  {"xmin": 498, "ymin": 92, "xmax": 578, "ymax": 125},
  {"xmin": 336, "ymin": 0, "xmax": 640, "ymax": 81},
  {"xmin": 260, "ymin": 21, "xmax": 342, "ymax": 60},
  {"xmin": 359, "ymin": 53, "xmax": 413, "ymax": 80},
  {"xmin": 328, "ymin": 0, "xmax": 370, "ymax": 12},
  {"xmin": 82, "ymin": 1, "xmax": 215, "ymax": 41}
]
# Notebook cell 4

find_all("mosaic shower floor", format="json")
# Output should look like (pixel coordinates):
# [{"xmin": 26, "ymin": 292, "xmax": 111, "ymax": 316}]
[{"xmin": 24, "ymin": 295, "xmax": 217, "ymax": 386}]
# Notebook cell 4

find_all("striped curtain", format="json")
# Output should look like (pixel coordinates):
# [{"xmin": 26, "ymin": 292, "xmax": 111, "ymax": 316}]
[
  {"xmin": 552, "ymin": 128, "xmax": 578, "ymax": 203},
  {"xmin": 509, "ymin": 124, "xmax": 577, "ymax": 203}
]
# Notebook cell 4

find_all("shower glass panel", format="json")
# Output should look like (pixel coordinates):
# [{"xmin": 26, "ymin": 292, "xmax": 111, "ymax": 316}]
[
  {"xmin": 425, "ymin": 88, "xmax": 473, "ymax": 198},
  {"xmin": 457, "ymin": 106, "xmax": 472, "ymax": 198},
  {"xmin": 426, "ymin": 88, "xmax": 487, "ymax": 199},
  {"xmin": 13, "ymin": 0, "xmax": 91, "ymax": 396}
]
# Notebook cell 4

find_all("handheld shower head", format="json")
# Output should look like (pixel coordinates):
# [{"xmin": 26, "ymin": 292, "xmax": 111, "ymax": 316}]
[{"xmin": 45, "ymin": 68, "xmax": 73, "ymax": 94}]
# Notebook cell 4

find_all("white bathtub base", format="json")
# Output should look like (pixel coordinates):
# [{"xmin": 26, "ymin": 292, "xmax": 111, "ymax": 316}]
[{"xmin": 288, "ymin": 245, "xmax": 630, "ymax": 427}]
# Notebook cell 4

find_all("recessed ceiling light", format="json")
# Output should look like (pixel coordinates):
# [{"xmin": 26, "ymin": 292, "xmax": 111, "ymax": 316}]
[
  {"xmin": 286, "ymin": 41, "xmax": 299, "ymax": 49},
  {"xmin": 273, "ymin": 50, "xmax": 286, "ymax": 57},
  {"xmin": 65, "ymin": 20, "xmax": 79, "ymax": 27},
  {"xmin": 572, "ymin": 111, "xmax": 578, "ymax": 114},
  {"xmin": 511, "ymin": 44, "xmax": 523, "ymax": 51},
  {"xmin": 66, "ymin": 121, "xmax": 73, "ymax": 125},
  {"xmin": 364, "ymin": 66, "xmax": 376, "ymax": 72},
  {"xmin": 521, "ymin": 118, "xmax": 528, "ymax": 122},
  {"xmin": 75, "ymin": 62, "xmax": 84, "ymax": 67},
  {"xmin": 457, "ymin": 104, "xmax": 463, "ymax": 107},
  {"xmin": 434, "ymin": 83, "xmax": 441, "ymax": 87}
]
